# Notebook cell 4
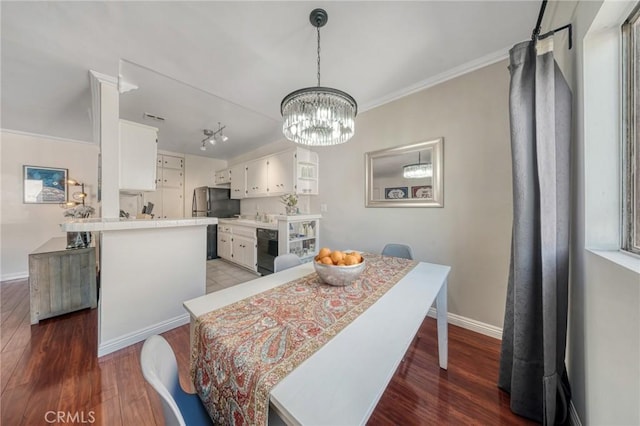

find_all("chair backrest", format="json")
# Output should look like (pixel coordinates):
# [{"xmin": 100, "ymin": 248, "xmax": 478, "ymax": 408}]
[
  {"xmin": 274, "ymin": 253, "xmax": 302, "ymax": 272},
  {"xmin": 140, "ymin": 335, "xmax": 186, "ymax": 426},
  {"xmin": 381, "ymin": 243, "xmax": 414, "ymax": 260}
]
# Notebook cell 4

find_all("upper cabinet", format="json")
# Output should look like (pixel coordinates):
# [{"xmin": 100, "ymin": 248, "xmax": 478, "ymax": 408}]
[
  {"xmin": 119, "ymin": 119, "xmax": 158, "ymax": 191},
  {"xmin": 215, "ymin": 169, "xmax": 231, "ymax": 185},
  {"xmin": 246, "ymin": 159, "xmax": 269, "ymax": 197},
  {"xmin": 157, "ymin": 154, "xmax": 184, "ymax": 189},
  {"xmin": 230, "ymin": 164, "xmax": 246, "ymax": 200},
  {"xmin": 294, "ymin": 148, "xmax": 318, "ymax": 195},
  {"xmin": 159, "ymin": 155, "xmax": 184, "ymax": 170},
  {"xmin": 229, "ymin": 147, "xmax": 318, "ymax": 199},
  {"xmin": 268, "ymin": 150, "xmax": 295, "ymax": 195},
  {"xmin": 145, "ymin": 153, "xmax": 185, "ymax": 219}
]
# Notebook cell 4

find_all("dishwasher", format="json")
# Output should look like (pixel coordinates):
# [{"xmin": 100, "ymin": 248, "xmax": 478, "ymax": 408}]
[{"xmin": 257, "ymin": 228, "xmax": 279, "ymax": 275}]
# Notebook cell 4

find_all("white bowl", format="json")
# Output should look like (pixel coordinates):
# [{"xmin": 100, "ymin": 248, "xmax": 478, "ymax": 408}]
[{"xmin": 313, "ymin": 259, "xmax": 366, "ymax": 286}]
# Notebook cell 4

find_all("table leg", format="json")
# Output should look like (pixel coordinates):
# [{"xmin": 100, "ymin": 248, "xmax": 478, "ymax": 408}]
[
  {"xmin": 187, "ymin": 317, "xmax": 197, "ymax": 393},
  {"xmin": 436, "ymin": 279, "xmax": 448, "ymax": 370}
]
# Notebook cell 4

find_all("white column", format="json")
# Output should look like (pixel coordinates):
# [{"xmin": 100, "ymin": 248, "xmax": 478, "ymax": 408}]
[{"xmin": 89, "ymin": 71, "xmax": 120, "ymax": 218}]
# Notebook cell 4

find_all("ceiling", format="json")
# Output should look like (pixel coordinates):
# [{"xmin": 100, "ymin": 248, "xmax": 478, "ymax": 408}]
[{"xmin": 1, "ymin": 1, "xmax": 542, "ymax": 160}]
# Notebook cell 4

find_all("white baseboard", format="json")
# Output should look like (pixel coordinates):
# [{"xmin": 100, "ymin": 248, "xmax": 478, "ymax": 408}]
[
  {"xmin": 0, "ymin": 271, "xmax": 29, "ymax": 281},
  {"xmin": 427, "ymin": 307, "xmax": 503, "ymax": 340},
  {"xmin": 98, "ymin": 313, "xmax": 190, "ymax": 357},
  {"xmin": 1, "ymin": 272, "xmax": 28, "ymax": 282},
  {"xmin": 569, "ymin": 401, "xmax": 582, "ymax": 426}
]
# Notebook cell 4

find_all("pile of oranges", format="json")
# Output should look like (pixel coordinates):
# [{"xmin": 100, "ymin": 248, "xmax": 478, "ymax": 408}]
[{"xmin": 315, "ymin": 247, "xmax": 363, "ymax": 266}]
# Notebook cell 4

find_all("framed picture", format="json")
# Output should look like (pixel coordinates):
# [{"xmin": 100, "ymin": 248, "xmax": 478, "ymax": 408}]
[
  {"xmin": 23, "ymin": 166, "xmax": 67, "ymax": 203},
  {"xmin": 412, "ymin": 185, "xmax": 433, "ymax": 199},
  {"xmin": 384, "ymin": 187, "xmax": 408, "ymax": 199}
]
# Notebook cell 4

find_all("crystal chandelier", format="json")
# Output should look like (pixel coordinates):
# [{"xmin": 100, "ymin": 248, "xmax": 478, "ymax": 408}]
[
  {"xmin": 403, "ymin": 152, "xmax": 432, "ymax": 178},
  {"xmin": 281, "ymin": 8, "xmax": 357, "ymax": 146}
]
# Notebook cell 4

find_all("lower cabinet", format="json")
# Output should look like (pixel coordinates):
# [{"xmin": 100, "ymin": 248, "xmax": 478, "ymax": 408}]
[
  {"xmin": 217, "ymin": 231, "xmax": 232, "ymax": 261},
  {"xmin": 217, "ymin": 224, "xmax": 257, "ymax": 272},
  {"xmin": 232, "ymin": 235, "xmax": 256, "ymax": 271}
]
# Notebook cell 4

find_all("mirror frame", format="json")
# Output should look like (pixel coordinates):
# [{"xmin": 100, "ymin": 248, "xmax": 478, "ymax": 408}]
[{"xmin": 365, "ymin": 137, "xmax": 444, "ymax": 208}]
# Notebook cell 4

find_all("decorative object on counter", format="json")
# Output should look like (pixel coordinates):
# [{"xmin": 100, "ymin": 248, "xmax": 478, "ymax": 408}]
[
  {"xmin": 23, "ymin": 165, "xmax": 67, "ymax": 204},
  {"xmin": 280, "ymin": 193, "xmax": 298, "ymax": 215},
  {"xmin": 281, "ymin": 8, "xmax": 357, "ymax": 146},
  {"xmin": 63, "ymin": 205, "xmax": 95, "ymax": 249},
  {"xmin": 63, "ymin": 205, "xmax": 95, "ymax": 219},
  {"xmin": 200, "ymin": 122, "xmax": 229, "ymax": 151},
  {"xmin": 60, "ymin": 178, "xmax": 87, "ymax": 207}
]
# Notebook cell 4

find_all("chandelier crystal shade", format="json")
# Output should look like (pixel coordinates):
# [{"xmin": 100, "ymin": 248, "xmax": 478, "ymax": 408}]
[
  {"xmin": 403, "ymin": 152, "xmax": 432, "ymax": 179},
  {"xmin": 281, "ymin": 9, "xmax": 357, "ymax": 146}
]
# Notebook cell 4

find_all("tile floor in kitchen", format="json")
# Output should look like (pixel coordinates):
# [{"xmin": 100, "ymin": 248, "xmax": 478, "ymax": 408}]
[{"xmin": 206, "ymin": 258, "xmax": 261, "ymax": 293}]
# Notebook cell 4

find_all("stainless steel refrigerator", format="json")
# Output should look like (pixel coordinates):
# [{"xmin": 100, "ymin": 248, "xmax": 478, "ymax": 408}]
[{"xmin": 192, "ymin": 187, "xmax": 240, "ymax": 259}]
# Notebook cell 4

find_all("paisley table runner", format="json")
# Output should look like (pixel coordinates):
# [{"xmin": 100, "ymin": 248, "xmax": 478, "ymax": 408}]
[{"xmin": 190, "ymin": 253, "xmax": 418, "ymax": 425}]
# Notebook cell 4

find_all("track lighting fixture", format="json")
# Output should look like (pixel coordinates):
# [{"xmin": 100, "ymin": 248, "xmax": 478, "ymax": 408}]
[{"xmin": 199, "ymin": 123, "xmax": 229, "ymax": 151}]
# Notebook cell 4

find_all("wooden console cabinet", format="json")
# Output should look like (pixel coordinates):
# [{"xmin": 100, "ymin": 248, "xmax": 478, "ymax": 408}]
[{"xmin": 29, "ymin": 237, "xmax": 97, "ymax": 324}]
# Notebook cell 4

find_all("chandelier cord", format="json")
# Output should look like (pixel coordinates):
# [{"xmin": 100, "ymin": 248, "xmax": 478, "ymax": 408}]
[{"xmin": 317, "ymin": 26, "xmax": 321, "ymax": 87}]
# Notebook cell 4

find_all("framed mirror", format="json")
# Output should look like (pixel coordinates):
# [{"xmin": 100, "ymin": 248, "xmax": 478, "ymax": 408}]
[{"xmin": 365, "ymin": 138, "xmax": 444, "ymax": 208}]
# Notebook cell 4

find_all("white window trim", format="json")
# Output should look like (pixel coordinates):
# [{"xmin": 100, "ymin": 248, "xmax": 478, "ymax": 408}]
[{"xmin": 583, "ymin": 0, "xmax": 640, "ymax": 275}]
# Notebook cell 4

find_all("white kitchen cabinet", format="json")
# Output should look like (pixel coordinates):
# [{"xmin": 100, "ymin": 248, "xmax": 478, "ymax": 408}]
[
  {"xmin": 217, "ymin": 230, "xmax": 232, "ymax": 261},
  {"xmin": 295, "ymin": 147, "xmax": 319, "ymax": 195},
  {"xmin": 161, "ymin": 187, "xmax": 183, "ymax": 218},
  {"xmin": 160, "ymin": 155, "xmax": 184, "ymax": 170},
  {"xmin": 278, "ymin": 215, "xmax": 321, "ymax": 263},
  {"xmin": 144, "ymin": 153, "xmax": 185, "ymax": 218},
  {"xmin": 217, "ymin": 224, "xmax": 257, "ymax": 272},
  {"xmin": 267, "ymin": 151, "xmax": 294, "ymax": 195},
  {"xmin": 119, "ymin": 119, "xmax": 158, "ymax": 191},
  {"xmin": 215, "ymin": 169, "xmax": 231, "ymax": 185},
  {"xmin": 227, "ymin": 147, "xmax": 318, "ymax": 199},
  {"xmin": 229, "ymin": 164, "xmax": 245, "ymax": 199},
  {"xmin": 232, "ymin": 234, "xmax": 257, "ymax": 271},
  {"xmin": 246, "ymin": 159, "xmax": 268, "ymax": 197},
  {"xmin": 161, "ymin": 168, "xmax": 184, "ymax": 189}
]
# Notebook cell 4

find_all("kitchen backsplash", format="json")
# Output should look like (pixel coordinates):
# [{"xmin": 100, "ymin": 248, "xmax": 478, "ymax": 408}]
[{"xmin": 240, "ymin": 195, "xmax": 311, "ymax": 217}]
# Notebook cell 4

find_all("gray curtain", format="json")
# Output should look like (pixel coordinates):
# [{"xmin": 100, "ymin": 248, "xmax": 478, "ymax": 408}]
[{"xmin": 498, "ymin": 37, "xmax": 572, "ymax": 425}]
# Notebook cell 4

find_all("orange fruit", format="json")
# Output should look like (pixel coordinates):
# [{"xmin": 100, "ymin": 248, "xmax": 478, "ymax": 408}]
[
  {"xmin": 320, "ymin": 256, "xmax": 333, "ymax": 265},
  {"xmin": 344, "ymin": 255, "xmax": 358, "ymax": 265},
  {"xmin": 330, "ymin": 250, "xmax": 344, "ymax": 264},
  {"xmin": 318, "ymin": 247, "xmax": 331, "ymax": 258}
]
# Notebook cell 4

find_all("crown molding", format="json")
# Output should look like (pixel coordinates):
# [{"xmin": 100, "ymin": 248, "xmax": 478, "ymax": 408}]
[
  {"xmin": 360, "ymin": 46, "xmax": 511, "ymax": 113},
  {"xmin": 1, "ymin": 128, "xmax": 93, "ymax": 145}
]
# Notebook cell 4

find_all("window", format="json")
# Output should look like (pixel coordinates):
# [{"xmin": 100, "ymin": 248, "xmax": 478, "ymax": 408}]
[{"xmin": 623, "ymin": 4, "xmax": 640, "ymax": 255}]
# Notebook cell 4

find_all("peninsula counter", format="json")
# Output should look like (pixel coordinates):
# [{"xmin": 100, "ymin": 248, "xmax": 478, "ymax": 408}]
[{"xmin": 60, "ymin": 217, "xmax": 217, "ymax": 356}]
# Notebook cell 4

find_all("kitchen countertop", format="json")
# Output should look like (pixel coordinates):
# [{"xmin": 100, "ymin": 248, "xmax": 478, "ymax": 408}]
[
  {"xmin": 218, "ymin": 218, "xmax": 278, "ymax": 230},
  {"xmin": 60, "ymin": 217, "xmax": 218, "ymax": 232},
  {"xmin": 218, "ymin": 214, "xmax": 322, "ymax": 230}
]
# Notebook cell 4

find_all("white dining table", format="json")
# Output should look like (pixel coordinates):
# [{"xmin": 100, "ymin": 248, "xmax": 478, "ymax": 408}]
[{"xmin": 183, "ymin": 260, "xmax": 450, "ymax": 426}]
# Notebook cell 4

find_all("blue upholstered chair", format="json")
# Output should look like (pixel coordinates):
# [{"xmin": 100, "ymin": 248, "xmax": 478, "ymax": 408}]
[
  {"xmin": 140, "ymin": 335, "xmax": 212, "ymax": 426},
  {"xmin": 274, "ymin": 253, "xmax": 302, "ymax": 272},
  {"xmin": 381, "ymin": 243, "xmax": 414, "ymax": 260}
]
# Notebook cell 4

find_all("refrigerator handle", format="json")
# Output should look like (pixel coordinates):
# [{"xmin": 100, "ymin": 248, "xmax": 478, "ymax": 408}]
[{"xmin": 192, "ymin": 189, "xmax": 197, "ymax": 215}]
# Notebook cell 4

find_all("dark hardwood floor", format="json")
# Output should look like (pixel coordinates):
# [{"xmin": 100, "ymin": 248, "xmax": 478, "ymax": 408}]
[{"xmin": 1, "ymin": 278, "xmax": 536, "ymax": 425}]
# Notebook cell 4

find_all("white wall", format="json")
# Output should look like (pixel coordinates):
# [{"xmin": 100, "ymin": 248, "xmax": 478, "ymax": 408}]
[
  {"xmin": 309, "ymin": 60, "xmax": 513, "ymax": 328},
  {"xmin": 0, "ymin": 130, "xmax": 99, "ymax": 280},
  {"xmin": 558, "ymin": 1, "xmax": 640, "ymax": 424},
  {"xmin": 183, "ymin": 153, "xmax": 226, "ymax": 216},
  {"xmin": 230, "ymin": 60, "xmax": 513, "ymax": 328}
]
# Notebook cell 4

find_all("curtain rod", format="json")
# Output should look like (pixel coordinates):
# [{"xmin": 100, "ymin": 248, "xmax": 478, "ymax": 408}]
[{"xmin": 531, "ymin": 0, "xmax": 573, "ymax": 49}]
